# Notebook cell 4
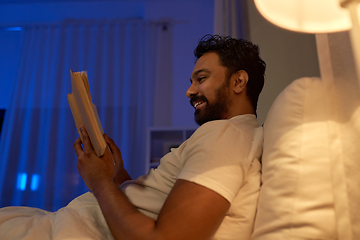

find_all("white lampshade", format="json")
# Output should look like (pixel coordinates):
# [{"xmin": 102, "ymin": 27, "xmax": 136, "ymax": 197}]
[
  {"xmin": 254, "ymin": 0, "xmax": 360, "ymax": 87},
  {"xmin": 254, "ymin": 0, "xmax": 360, "ymax": 33}
]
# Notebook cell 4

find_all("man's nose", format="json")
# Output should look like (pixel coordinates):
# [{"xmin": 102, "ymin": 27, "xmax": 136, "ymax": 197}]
[{"xmin": 186, "ymin": 83, "xmax": 198, "ymax": 98}]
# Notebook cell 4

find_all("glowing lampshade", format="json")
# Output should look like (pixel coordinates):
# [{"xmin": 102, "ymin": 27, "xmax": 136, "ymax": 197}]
[
  {"xmin": 254, "ymin": 0, "xmax": 359, "ymax": 33},
  {"xmin": 254, "ymin": 0, "xmax": 360, "ymax": 85}
]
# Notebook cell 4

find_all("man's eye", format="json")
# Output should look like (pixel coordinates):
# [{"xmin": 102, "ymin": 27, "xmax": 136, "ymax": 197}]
[{"xmin": 198, "ymin": 77, "xmax": 206, "ymax": 82}]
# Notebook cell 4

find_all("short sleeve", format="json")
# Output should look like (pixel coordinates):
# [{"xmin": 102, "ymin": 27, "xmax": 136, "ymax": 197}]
[{"xmin": 177, "ymin": 120, "xmax": 255, "ymax": 203}]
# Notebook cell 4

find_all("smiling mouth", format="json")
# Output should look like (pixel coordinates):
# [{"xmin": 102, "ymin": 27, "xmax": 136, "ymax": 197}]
[{"xmin": 194, "ymin": 101, "xmax": 205, "ymax": 109}]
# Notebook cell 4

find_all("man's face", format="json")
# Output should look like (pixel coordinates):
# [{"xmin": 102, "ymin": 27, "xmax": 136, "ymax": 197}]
[{"xmin": 187, "ymin": 52, "xmax": 232, "ymax": 126}]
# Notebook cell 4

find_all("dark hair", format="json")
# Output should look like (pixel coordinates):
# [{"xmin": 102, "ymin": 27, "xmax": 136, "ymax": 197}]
[{"xmin": 194, "ymin": 34, "xmax": 266, "ymax": 114}]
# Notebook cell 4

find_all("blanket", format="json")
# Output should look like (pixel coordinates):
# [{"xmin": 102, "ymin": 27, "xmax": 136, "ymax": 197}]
[{"xmin": 0, "ymin": 192, "xmax": 113, "ymax": 240}]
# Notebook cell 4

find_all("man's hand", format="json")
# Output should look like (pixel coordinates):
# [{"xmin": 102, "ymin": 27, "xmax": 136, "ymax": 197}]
[
  {"xmin": 103, "ymin": 133, "xmax": 132, "ymax": 186},
  {"xmin": 73, "ymin": 126, "xmax": 116, "ymax": 192}
]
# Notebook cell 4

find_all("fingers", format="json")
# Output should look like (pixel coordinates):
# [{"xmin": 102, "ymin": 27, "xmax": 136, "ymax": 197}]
[
  {"xmin": 104, "ymin": 133, "xmax": 121, "ymax": 155},
  {"xmin": 103, "ymin": 145, "xmax": 115, "ymax": 165},
  {"xmin": 79, "ymin": 126, "xmax": 94, "ymax": 153},
  {"xmin": 73, "ymin": 125, "xmax": 96, "ymax": 158},
  {"xmin": 103, "ymin": 133, "xmax": 123, "ymax": 166},
  {"xmin": 73, "ymin": 137, "xmax": 84, "ymax": 158},
  {"xmin": 103, "ymin": 133, "xmax": 114, "ymax": 145}
]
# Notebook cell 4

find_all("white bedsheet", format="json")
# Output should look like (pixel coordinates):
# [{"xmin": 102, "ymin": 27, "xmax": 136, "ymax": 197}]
[{"xmin": 0, "ymin": 192, "xmax": 113, "ymax": 240}]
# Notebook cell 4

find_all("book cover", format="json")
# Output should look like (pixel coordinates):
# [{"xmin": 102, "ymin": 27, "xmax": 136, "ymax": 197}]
[{"xmin": 67, "ymin": 70, "xmax": 106, "ymax": 157}]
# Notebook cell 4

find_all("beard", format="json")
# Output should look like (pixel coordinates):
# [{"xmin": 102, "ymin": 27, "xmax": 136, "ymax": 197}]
[{"xmin": 192, "ymin": 79, "xmax": 231, "ymax": 126}]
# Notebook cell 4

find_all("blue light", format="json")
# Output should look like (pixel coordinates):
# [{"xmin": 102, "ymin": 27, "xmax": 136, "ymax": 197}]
[
  {"xmin": 1, "ymin": 27, "xmax": 22, "ymax": 32},
  {"xmin": 30, "ymin": 174, "xmax": 40, "ymax": 191},
  {"xmin": 17, "ymin": 173, "xmax": 27, "ymax": 191}
]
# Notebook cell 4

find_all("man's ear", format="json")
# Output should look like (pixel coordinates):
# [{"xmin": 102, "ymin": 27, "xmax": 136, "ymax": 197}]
[{"xmin": 233, "ymin": 70, "xmax": 249, "ymax": 94}]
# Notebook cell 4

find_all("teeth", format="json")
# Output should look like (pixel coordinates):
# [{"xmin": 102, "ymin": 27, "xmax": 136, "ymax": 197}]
[{"xmin": 194, "ymin": 102, "xmax": 204, "ymax": 108}]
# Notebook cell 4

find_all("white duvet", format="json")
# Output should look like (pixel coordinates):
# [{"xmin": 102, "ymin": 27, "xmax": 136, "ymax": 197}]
[{"xmin": 0, "ymin": 192, "xmax": 113, "ymax": 240}]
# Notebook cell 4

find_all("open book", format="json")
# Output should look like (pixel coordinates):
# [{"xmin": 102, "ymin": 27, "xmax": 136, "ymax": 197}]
[{"xmin": 67, "ymin": 70, "xmax": 106, "ymax": 157}]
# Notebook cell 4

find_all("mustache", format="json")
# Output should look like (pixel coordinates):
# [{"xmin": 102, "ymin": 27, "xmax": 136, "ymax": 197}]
[{"xmin": 190, "ymin": 95, "xmax": 207, "ymax": 107}]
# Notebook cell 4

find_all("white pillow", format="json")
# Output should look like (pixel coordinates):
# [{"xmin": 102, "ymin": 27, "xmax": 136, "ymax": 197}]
[{"xmin": 252, "ymin": 77, "xmax": 337, "ymax": 240}]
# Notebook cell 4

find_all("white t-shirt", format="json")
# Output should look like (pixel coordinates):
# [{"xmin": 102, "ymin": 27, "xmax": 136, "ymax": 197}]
[{"xmin": 121, "ymin": 114, "xmax": 263, "ymax": 239}]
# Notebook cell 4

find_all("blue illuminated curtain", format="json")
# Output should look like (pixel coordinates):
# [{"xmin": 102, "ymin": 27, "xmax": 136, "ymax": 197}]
[{"xmin": 0, "ymin": 19, "xmax": 171, "ymax": 211}]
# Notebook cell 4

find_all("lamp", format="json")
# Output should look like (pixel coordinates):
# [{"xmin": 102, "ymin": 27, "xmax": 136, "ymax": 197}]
[{"xmin": 254, "ymin": 0, "xmax": 360, "ymax": 86}]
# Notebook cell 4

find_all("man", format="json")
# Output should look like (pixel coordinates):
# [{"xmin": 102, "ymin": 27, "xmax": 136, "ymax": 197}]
[{"xmin": 74, "ymin": 34, "xmax": 266, "ymax": 240}]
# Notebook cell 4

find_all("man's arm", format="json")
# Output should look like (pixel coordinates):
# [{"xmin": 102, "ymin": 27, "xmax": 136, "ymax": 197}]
[{"xmin": 74, "ymin": 126, "xmax": 230, "ymax": 240}]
